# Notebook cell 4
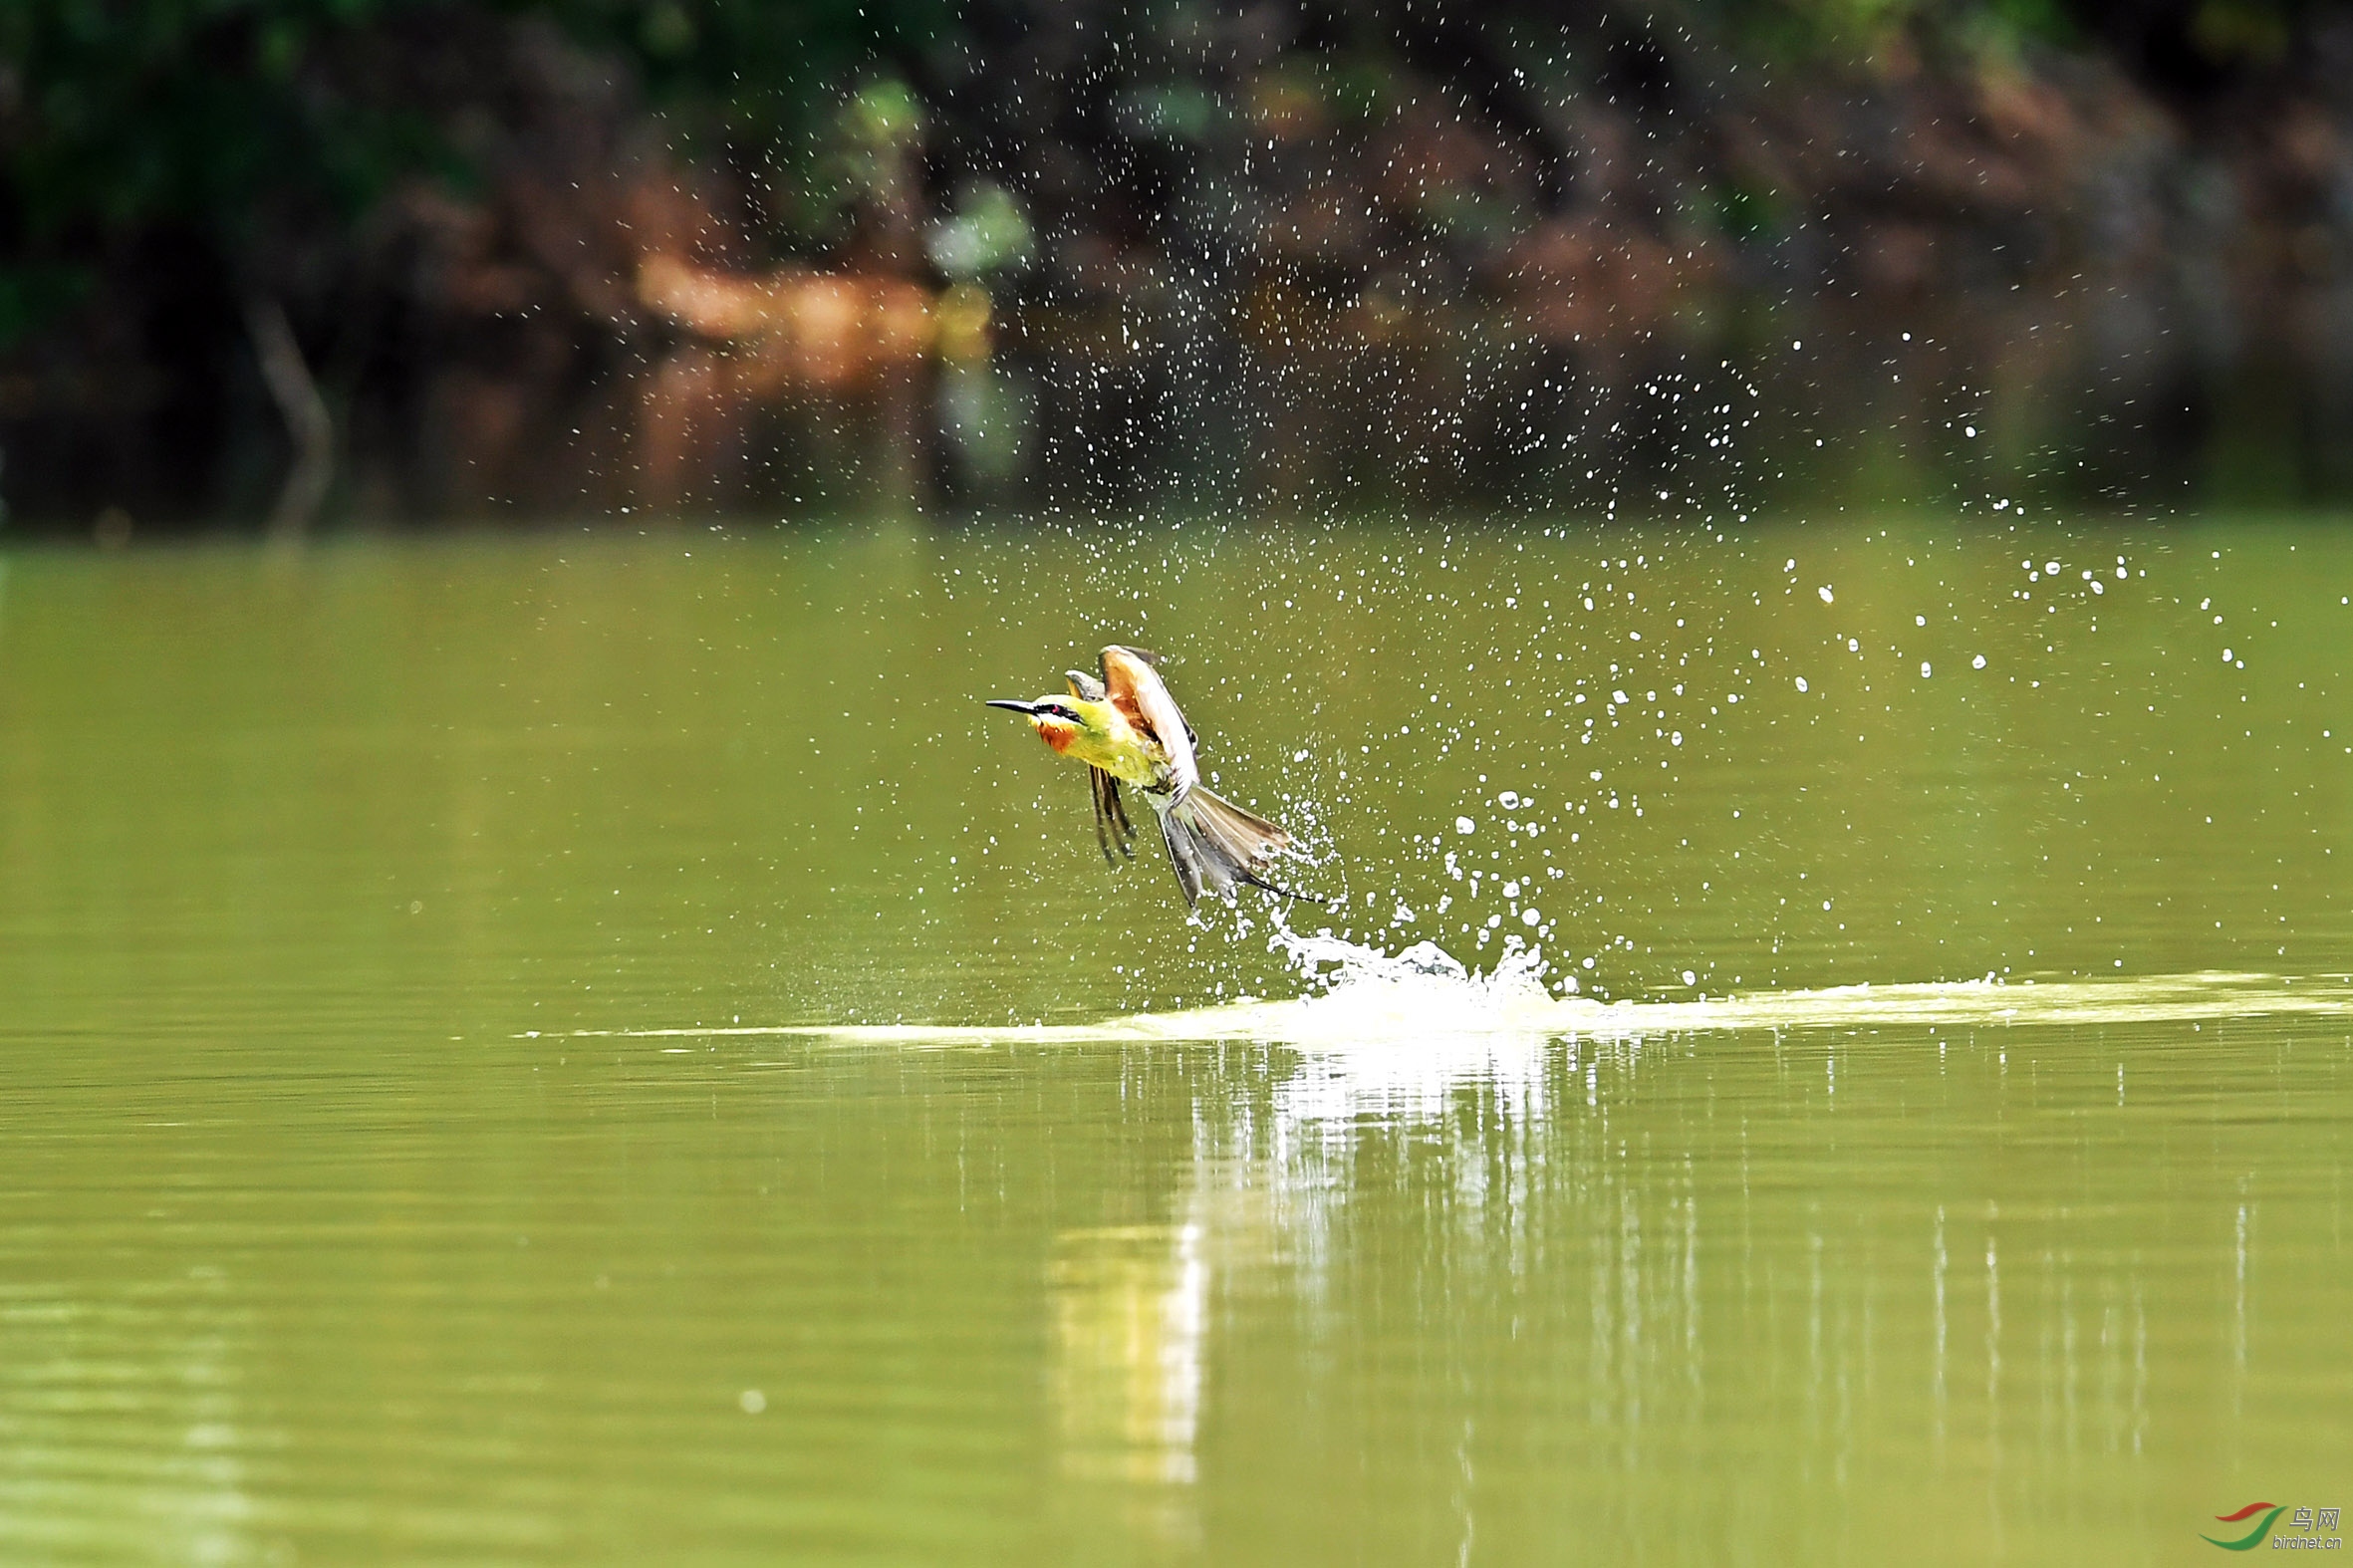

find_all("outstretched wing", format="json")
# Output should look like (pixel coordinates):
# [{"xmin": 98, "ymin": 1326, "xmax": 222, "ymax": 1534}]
[
  {"xmin": 1088, "ymin": 766, "xmax": 1138, "ymax": 866},
  {"xmin": 1100, "ymin": 645, "xmax": 1199, "ymax": 802}
]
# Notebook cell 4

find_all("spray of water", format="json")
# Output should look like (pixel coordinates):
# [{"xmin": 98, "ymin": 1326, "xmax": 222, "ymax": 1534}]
[{"xmin": 564, "ymin": 966, "xmax": 2352, "ymax": 1050}]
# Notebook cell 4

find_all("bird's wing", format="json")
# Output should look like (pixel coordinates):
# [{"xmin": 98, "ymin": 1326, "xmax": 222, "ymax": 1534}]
[
  {"xmin": 1088, "ymin": 767, "xmax": 1138, "ymax": 866},
  {"xmin": 1101, "ymin": 645, "xmax": 1198, "ymax": 801},
  {"xmin": 1095, "ymin": 648, "xmax": 1194, "ymax": 741}
]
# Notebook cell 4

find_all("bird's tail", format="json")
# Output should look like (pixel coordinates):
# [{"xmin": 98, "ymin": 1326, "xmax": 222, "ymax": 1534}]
[{"xmin": 1156, "ymin": 786, "xmax": 1322, "ymax": 909}]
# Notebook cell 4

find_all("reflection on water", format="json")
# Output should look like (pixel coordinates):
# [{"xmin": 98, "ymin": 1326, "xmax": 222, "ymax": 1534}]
[
  {"xmin": 0, "ymin": 1269, "xmax": 268, "ymax": 1567},
  {"xmin": 1, "ymin": 973, "xmax": 2346, "ymax": 1563},
  {"xmin": 1015, "ymin": 995, "xmax": 2336, "ymax": 1565},
  {"xmin": 1049, "ymin": 1221, "xmax": 1205, "ymax": 1549},
  {"xmin": 1001, "ymin": 952, "xmax": 2344, "ymax": 1562}
]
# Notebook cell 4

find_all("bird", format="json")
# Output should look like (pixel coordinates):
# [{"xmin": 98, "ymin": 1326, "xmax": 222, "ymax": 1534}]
[{"xmin": 986, "ymin": 645, "xmax": 1321, "ymax": 909}]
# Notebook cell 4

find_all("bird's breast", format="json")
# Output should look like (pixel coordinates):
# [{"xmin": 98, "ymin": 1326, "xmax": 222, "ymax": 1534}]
[{"xmin": 1061, "ymin": 724, "xmax": 1164, "ymax": 786}]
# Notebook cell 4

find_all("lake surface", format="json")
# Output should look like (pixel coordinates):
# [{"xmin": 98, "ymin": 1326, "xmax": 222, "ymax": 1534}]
[{"xmin": 2, "ymin": 515, "xmax": 2349, "ymax": 1563}]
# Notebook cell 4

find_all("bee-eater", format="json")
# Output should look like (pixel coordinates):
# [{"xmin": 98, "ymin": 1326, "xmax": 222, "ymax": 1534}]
[{"xmin": 987, "ymin": 645, "xmax": 1320, "ymax": 908}]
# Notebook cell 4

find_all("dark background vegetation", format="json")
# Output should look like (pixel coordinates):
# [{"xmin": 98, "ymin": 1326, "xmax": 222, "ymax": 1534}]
[{"xmin": 3, "ymin": 0, "xmax": 2351, "ymax": 533}]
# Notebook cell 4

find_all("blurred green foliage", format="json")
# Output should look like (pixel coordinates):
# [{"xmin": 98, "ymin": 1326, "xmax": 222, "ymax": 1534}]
[
  {"xmin": 5, "ymin": 1, "xmax": 426, "ymax": 243},
  {"xmin": 0, "ymin": 0, "xmax": 951, "ymax": 342},
  {"xmin": 0, "ymin": 0, "xmax": 2317, "ymax": 331}
]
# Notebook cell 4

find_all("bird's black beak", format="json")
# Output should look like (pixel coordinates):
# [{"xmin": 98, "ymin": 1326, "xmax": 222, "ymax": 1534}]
[{"xmin": 984, "ymin": 699, "xmax": 1038, "ymax": 714}]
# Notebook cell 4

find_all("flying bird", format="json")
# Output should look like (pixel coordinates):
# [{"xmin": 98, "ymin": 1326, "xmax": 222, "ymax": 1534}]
[{"xmin": 986, "ymin": 646, "xmax": 1320, "ymax": 908}]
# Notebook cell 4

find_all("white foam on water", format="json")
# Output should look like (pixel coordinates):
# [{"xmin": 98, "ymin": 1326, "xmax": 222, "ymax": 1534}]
[
  {"xmin": 548, "ymin": 929, "xmax": 2352, "ymax": 1052},
  {"xmin": 537, "ymin": 940, "xmax": 2353, "ymax": 1150}
]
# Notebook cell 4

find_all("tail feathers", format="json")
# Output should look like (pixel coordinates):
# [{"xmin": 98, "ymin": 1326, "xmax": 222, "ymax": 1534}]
[{"xmin": 1157, "ymin": 786, "xmax": 1323, "ymax": 908}]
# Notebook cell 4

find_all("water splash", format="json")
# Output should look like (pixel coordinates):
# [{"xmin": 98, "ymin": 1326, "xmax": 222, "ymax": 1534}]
[
  {"xmin": 547, "ymin": 931, "xmax": 2346, "ymax": 1129},
  {"xmin": 555, "ymin": 953, "xmax": 2350, "ymax": 1051}
]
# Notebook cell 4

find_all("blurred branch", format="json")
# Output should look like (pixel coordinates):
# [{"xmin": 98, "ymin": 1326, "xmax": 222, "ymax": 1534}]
[{"xmin": 243, "ymin": 296, "xmax": 333, "ymax": 540}]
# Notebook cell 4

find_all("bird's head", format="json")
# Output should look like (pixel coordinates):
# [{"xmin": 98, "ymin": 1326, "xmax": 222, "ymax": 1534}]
[{"xmin": 984, "ymin": 693, "xmax": 1105, "ymax": 754}]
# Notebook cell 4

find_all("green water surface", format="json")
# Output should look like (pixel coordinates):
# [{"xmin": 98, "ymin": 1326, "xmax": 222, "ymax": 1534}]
[{"xmin": 1, "ymin": 516, "xmax": 2348, "ymax": 1564}]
